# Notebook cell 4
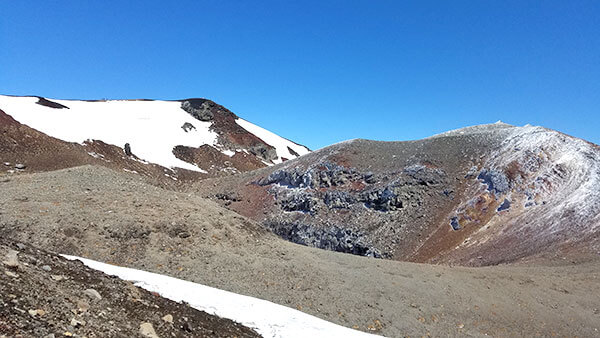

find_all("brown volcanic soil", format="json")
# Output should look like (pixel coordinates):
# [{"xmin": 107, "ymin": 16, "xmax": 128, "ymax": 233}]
[
  {"xmin": 1, "ymin": 166, "xmax": 600, "ymax": 337},
  {"xmin": 0, "ymin": 237, "xmax": 259, "ymax": 337}
]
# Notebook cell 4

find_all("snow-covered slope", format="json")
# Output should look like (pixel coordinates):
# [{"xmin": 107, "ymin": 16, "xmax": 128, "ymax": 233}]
[
  {"xmin": 0, "ymin": 95, "xmax": 309, "ymax": 172},
  {"xmin": 236, "ymin": 118, "xmax": 310, "ymax": 163},
  {"xmin": 64, "ymin": 255, "xmax": 382, "ymax": 338}
]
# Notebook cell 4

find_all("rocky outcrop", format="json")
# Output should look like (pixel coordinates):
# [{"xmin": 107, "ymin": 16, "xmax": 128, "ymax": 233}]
[
  {"xmin": 264, "ymin": 220, "xmax": 385, "ymax": 258},
  {"xmin": 181, "ymin": 122, "xmax": 196, "ymax": 132},
  {"xmin": 323, "ymin": 191, "xmax": 356, "ymax": 209},
  {"xmin": 248, "ymin": 144, "xmax": 278, "ymax": 163},
  {"xmin": 360, "ymin": 186, "xmax": 403, "ymax": 211},
  {"xmin": 477, "ymin": 168, "xmax": 510, "ymax": 195},
  {"xmin": 258, "ymin": 162, "xmax": 362, "ymax": 188},
  {"xmin": 244, "ymin": 159, "xmax": 454, "ymax": 259},
  {"xmin": 35, "ymin": 97, "xmax": 69, "ymax": 109},
  {"xmin": 181, "ymin": 100, "xmax": 214, "ymax": 121}
]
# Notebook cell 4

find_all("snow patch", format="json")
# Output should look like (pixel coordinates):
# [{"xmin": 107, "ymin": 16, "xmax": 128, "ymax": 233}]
[
  {"xmin": 221, "ymin": 149, "xmax": 236, "ymax": 157},
  {"xmin": 236, "ymin": 118, "xmax": 310, "ymax": 163},
  {"xmin": 62, "ymin": 255, "xmax": 382, "ymax": 338},
  {"xmin": 0, "ymin": 95, "xmax": 216, "ymax": 172}
]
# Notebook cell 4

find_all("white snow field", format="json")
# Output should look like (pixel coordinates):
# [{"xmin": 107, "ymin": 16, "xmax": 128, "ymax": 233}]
[
  {"xmin": 236, "ymin": 118, "xmax": 310, "ymax": 163},
  {"xmin": 0, "ymin": 95, "xmax": 308, "ymax": 170},
  {"xmin": 63, "ymin": 255, "xmax": 383, "ymax": 338}
]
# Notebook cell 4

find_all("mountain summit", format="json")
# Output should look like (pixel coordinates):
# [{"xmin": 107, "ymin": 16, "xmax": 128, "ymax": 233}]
[{"xmin": 0, "ymin": 95, "xmax": 309, "ymax": 180}]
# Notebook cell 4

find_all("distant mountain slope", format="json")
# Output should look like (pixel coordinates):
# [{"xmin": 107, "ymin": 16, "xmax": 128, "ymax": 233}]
[
  {"xmin": 195, "ymin": 122, "xmax": 600, "ymax": 266},
  {"xmin": 0, "ymin": 95, "xmax": 309, "ymax": 176},
  {"xmin": 0, "ymin": 107, "xmax": 203, "ymax": 186}
]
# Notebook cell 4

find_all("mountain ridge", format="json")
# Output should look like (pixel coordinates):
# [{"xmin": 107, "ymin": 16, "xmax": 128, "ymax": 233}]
[{"xmin": 0, "ymin": 94, "xmax": 310, "ymax": 181}]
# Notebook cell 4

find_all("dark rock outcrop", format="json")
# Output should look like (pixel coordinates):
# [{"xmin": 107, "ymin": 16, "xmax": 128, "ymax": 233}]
[
  {"xmin": 181, "ymin": 122, "xmax": 196, "ymax": 132},
  {"xmin": 181, "ymin": 100, "xmax": 214, "ymax": 121},
  {"xmin": 35, "ymin": 97, "xmax": 69, "ymax": 109},
  {"xmin": 477, "ymin": 169, "xmax": 510, "ymax": 195},
  {"xmin": 264, "ymin": 220, "xmax": 385, "ymax": 258}
]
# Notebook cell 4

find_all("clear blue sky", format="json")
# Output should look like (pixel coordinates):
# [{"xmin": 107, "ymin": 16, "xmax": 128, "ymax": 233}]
[{"xmin": 1, "ymin": 1, "xmax": 598, "ymax": 149}]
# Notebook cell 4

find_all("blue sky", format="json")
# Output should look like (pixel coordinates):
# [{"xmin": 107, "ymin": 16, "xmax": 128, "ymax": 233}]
[{"xmin": 1, "ymin": 1, "xmax": 598, "ymax": 149}]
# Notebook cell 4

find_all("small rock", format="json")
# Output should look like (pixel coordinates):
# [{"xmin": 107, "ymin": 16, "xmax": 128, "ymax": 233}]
[
  {"xmin": 124, "ymin": 143, "xmax": 132, "ymax": 157},
  {"xmin": 36, "ymin": 309, "xmax": 46, "ymax": 316},
  {"xmin": 15, "ymin": 163, "xmax": 26, "ymax": 170},
  {"xmin": 2, "ymin": 250, "xmax": 19, "ymax": 268},
  {"xmin": 178, "ymin": 231, "xmax": 191, "ymax": 239},
  {"xmin": 41, "ymin": 265, "xmax": 52, "ymax": 272},
  {"xmin": 77, "ymin": 300, "xmax": 90, "ymax": 313},
  {"xmin": 28, "ymin": 309, "xmax": 38, "ymax": 316},
  {"xmin": 3, "ymin": 162, "xmax": 10, "ymax": 166},
  {"xmin": 162, "ymin": 314, "xmax": 173, "ymax": 323},
  {"xmin": 182, "ymin": 322, "xmax": 193, "ymax": 332},
  {"xmin": 139, "ymin": 322, "xmax": 159, "ymax": 338},
  {"xmin": 16, "ymin": 243, "xmax": 26, "ymax": 250},
  {"xmin": 63, "ymin": 331, "xmax": 73, "ymax": 336},
  {"xmin": 70, "ymin": 318, "xmax": 86, "ymax": 328},
  {"xmin": 4, "ymin": 270, "xmax": 18, "ymax": 278},
  {"xmin": 44, "ymin": 334, "xmax": 55, "ymax": 338},
  {"xmin": 51, "ymin": 275, "xmax": 65, "ymax": 281},
  {"xmin": 83, "ymin": 288, "xmax": 102, "ymax": 301}
]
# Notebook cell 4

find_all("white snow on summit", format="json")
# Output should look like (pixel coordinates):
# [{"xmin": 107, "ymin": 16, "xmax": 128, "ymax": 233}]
[
  {"xmin": 0, "ymin": 95, "xmax": 309, "ymax": 171},
  {"xmin": 0, "ymin": 95, "xmax": 215, "ymax": 171}
]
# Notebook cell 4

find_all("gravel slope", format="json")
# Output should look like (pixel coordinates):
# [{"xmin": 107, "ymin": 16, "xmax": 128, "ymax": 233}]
[
  {"xmin": 0, "ymin": 237, "xmax": 259, "ymax": 337},
  {"xmin": 1, "ymin": 166, "xmax": 599, "ymax": 337}
]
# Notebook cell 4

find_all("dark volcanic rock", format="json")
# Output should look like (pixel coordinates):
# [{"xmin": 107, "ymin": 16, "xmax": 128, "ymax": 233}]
[
  {"xmin": 35, "ymin": 97, "xmax": 69, "ymax": 109},
  {"xmin": 248, "ymin": 144, "xmax": 278, "ymax": 163},
  {"xmin": 264, "ymin": 220, "xmax": 385, "ymax": 258},
  {"xmin": 278, "ymin": 191, "xmax": 319, "ymax": 213},
  {"xmin": 181, "ymin": 100, "xmax": 214, "ymax": 121},
  {"xmin": 403, "ymin": 164, "xmax": 446, "ymax": 185},
  {"xmin": 477, "ymin": 168, "xmax": 510, "ymax": 195},
  {"xmin": 324, "ymin": 191, "xmax": 357, "ymax": 209},
  {"xmin": 360, "ymin": 186, "xmax": 403, "ymax": 211},
  {"xmin": 124, "ymin": 143, "xmax": 132, "ymax": 157},
  {"xmin": 181, "ymin": 122, "xmax": 196, "ymax": 132}
]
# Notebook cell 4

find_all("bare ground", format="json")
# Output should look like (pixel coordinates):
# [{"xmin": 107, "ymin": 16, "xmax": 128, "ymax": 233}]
[
  {"xmin": 0, "ymin": 236, "xmax": 260, "ymax": 337},
  {"xmin": 1, "ymin": 166, "xmax": 599, "ymax": 337}
]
